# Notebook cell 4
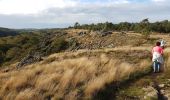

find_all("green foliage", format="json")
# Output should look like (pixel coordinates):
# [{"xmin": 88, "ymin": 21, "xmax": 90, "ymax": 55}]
[
  {"xmin": 120, "ymin": 87, "xmax": 144, "ymax": 97},
  {"xmin": 5, "ymin": 47, "xmax": 21, "ymax": 61},
  {"xmin": 71, "ymin": 19, "xmax": 170, "ymax": 33},
  {"xmin": 51, "ymin": 38, "xmax": 68, "ymax": 53},
  {"xmin": 74, "ymin": 22, "xmax": 80, "ymax": 29},
  {"xmin": 142, "ymin": 29, "xmax": 150, "ymax": 39},
  {"xmin": 0, "ymin": 32, "xmax": 41, "ymax": 66},
  {"xmin": 139, "ymin": 19, "xmax": 151, "ymax": 39},
  {"xmin": 0, "ymin": 44, "xmax": 14, "ymax": 53},
  {"xmin": 0, "ymin": 27, "xmax": 18, "ymax": 37}
]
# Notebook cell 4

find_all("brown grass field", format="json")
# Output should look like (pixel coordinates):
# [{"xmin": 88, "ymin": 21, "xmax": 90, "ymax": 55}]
[
  {"xmin": 0, "ymin": 32, "xmax": 170, "ymax": 100},
  {"xmin": 0, "ymin": 49, "xmax": 152, "ymax": 100}
]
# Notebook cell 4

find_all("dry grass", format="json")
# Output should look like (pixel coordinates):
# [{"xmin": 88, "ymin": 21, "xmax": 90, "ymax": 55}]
[{"xmin": 0, "ymin": 49, "xmax": 151, "ymax": 100}]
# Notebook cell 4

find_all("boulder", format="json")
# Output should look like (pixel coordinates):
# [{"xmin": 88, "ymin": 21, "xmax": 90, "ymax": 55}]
[
  {"xmin": 120, "ymin": 31, "xmax": 126, "ymax": 35},
  {"xmin": 159, "ymin": 84, "xmax": 165, "ymax": 88},
  {"xmin": 77, "ymin": 31, "xmax": 87, "ymax": 36},
  {"xmin": 143, "ymin": 86, "xmax": 158, "ymax": 100},
  {"xmin": 100, "ymin": 31, "xmax": 113, "ymax": 37}
]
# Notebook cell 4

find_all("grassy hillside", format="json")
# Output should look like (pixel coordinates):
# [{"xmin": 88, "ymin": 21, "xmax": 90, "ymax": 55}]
[
  {"xmin": 0, "ymin": 29, "xmax": 158, "ymax": 67},
  {"xmin": 0, "ymin": 27, "xmax": 19, "ymax": 37},
  {"xmin": 0, "ymin": 49, "xmax": 152, "ymax": 100},
  {"xmin": 0, "ymin": 32, "xmax": 42, "ymax": 66},
  {"xmin": 0, "ymin": 29, "xmax": 69, "ymax": 66},
  {"xmin": 0, "ymin": 29, "xmax": 170, "ymax": 99}
]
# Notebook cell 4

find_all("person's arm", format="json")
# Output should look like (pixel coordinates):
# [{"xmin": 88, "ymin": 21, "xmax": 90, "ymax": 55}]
[{"xmin": 160, "ymin": 48, "xmax": 163, "ymax": 55}]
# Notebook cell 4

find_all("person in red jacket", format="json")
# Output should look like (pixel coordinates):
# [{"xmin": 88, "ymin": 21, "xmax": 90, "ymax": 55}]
[{"xmin": 152, "ymin": 42, "xmax": 164, "ymax": 73}]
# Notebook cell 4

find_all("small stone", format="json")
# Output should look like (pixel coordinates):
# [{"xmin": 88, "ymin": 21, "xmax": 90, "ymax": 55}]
[
  {"xmin": 144, "ymin": 96, "xmax": 147, "ymax": 99},
  {"xmin": 160, "ymin": 90, "xmax": 165, "ymax": 94},
  {"xmin": 166, "ymin": 84, "xmax": 170, "ymax": 87},
  {"xmin": 143, "ymin": 86, "xmax": 158, "ymax": 100},
  {"xmin": 159, "ymin": 84, "xmax": 165, "ymax": 88}
]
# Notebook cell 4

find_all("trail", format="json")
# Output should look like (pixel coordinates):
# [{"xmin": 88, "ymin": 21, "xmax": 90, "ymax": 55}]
[
  {"xmin": 93, "ymin": 70, "xmax": 169, "ymax": 100},
  {"xmin": 93, "ymin": 69, "xmax": 152, "ymax": 100},
  {"xmin": 151, "ymin": 73, "xmax": 168, "ymax": 100},
  {"xmin": 93, "ymin": 54, "xmax": 170, "ymax": 100}
]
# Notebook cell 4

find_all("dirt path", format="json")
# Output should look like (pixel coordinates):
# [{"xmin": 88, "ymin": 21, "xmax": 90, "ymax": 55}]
[
  {"xmin": 92, "ymin": 70, "xmax": 169, "ymax": 100},
  {"xmin": 92, "ymin": 49, "xmax": 170, "ymax": 100},
  {"xmin": 151, "ymin": 73, "xmax": 168, "ymax": 100}
]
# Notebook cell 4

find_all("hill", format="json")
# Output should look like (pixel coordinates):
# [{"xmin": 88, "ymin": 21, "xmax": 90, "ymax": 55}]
[
  {"xmin": 0, "ymin": 27, "xmax": 19, "ymax": 37},
  {"xmin": 0, "ymin": 47, "xmax": 152, "ymax": 100},
  {"xmin": 0, "ymin": 28, "xmax": 161, "ymax": 67},
  {"xmin": 0, "ymin": 29, "xmax": 170, "ymax": 99}
]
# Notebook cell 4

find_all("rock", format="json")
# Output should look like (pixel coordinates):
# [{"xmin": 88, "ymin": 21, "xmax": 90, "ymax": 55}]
[
  {"xmin": 143, "ymin": 86, "xmax": 158, "ymax": 100},
  {"xmin": 107, "ymin": 44, "xmax": 115, "ymax": 48},
  {"xmin": 160, "ymin": 90, "xmax": 165, "ymax": 95},
  {"xmin": 120, "ymin": 31, "xmax": 126, "ymax": 35},
  {"xmin": 16, "ymin": 33, "xmax": 56, "ymax": 68},
  {"xmin": 95, "ymin": 31, "xmax": 112, "ymax": 37},
  {"xmin": 166, "ymin": 84, "xmax": 170, "ymax": 87},
  {"xmin": 77, "ymin": 31, "xmax": 86, "ymax": 36},
  {"xmin": 16, "ymin": 52, "xmax": 43, "ymax": 68},
  {"xmin": 159, "ymin": 84, "xmax": 165, "ymax": 88}
]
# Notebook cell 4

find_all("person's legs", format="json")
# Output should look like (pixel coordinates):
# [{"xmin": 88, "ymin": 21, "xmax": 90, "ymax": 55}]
[{"xmin": 153, "ymin": 61, "xmax": 156, "ymax": 72}]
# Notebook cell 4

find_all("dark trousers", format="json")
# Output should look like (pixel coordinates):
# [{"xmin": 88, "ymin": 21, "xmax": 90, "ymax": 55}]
[{"xmin": 153, "ymin": 61, "xmax": 161, "ymax": 72}]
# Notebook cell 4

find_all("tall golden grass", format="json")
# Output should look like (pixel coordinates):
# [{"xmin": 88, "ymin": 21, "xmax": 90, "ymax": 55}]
[{"xmin": 0, "ymin": 51, "xmax": 151, "ymax": 100}]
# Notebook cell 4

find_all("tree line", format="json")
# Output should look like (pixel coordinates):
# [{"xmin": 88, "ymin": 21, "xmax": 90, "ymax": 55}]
[{"xmin": 71, "ymin": 19, "xmax": 170, "ymax": 34}]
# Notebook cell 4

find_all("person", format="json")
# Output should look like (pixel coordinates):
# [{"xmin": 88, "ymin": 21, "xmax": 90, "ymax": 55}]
[{"xmin": 152, "ymin": 42, "xmax": 164, "ymax": 73}]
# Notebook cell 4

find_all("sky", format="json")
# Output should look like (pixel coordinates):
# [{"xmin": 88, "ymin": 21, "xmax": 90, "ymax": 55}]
[{"xmin": 0, "ymin": 0, "xmax": 170, "ymax": 28}]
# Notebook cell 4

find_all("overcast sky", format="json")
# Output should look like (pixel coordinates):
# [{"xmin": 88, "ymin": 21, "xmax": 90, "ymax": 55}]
[{"xmin": 0, "ymin": 0, "xmax": 170, "ymax": 29}]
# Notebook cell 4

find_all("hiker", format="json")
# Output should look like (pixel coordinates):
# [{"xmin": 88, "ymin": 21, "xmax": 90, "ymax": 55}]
[{"xmin": 152, "ymin": 42, "xmax": 164, "ymax": 73}]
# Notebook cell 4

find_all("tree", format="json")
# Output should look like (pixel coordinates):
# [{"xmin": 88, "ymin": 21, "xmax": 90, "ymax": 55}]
[
  {"xmin": 101, "ymin": 22, "xmax": 114, "ymax": 32},
  {"xmin": 139, "ymin": 18, "xmax": 151, "ymax": 39},
  {"xmin": 74, "ymin": 22, "xmax": 80, "ymax": 29}
]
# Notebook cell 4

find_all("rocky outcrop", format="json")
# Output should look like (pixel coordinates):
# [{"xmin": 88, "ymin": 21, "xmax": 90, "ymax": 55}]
[
  {"xmin": 96, "ymin": 31, "xmax": 113, "ymax": 37},
  {"xmin": 77, "ymin": 31, "xmax": 87, "ymax": 36},
  {"xmin": 16, "ymin": 52, "xmax": 43, "ymax": 68},
  {"xmin": 16, "ymin": 33, "xmax": 58, "ymax": 68}
]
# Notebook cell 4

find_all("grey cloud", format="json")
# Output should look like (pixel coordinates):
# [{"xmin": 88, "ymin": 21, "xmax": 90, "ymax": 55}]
[{"xmin": 0, "ymin": 1, "xmax": 170, "ymax": 28}]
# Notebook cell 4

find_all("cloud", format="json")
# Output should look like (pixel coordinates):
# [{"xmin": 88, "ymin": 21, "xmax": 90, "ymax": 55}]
[
  {"xmin": 0, "ymin": 0, "xmax": 133, "ymax": 15},
  {"xmin": 0, "ymin": 0, "xmax": 170, "ymax": 28},
  {"xmin": 0, "ymin": 0, "xmax": 77, "ymax": 14},
  {"xmin": 151, "ymin": 0, "xmax": 166, "ymax": 2}
]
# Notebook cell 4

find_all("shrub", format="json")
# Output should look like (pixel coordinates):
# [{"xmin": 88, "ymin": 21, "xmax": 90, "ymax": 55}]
[
  {"xmin": 51, "ymin": 38, "xmax": 68, "ymax": 53},
  {"xmin": 5, "ymin": 47, "xmax": 21, "ymax": 61}
]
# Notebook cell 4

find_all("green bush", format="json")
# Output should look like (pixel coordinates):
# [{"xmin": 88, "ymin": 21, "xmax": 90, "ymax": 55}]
[
  {"xmin": 5, "ymin": 47, "xmax": 21, "ymax": 61},
  {"xmin": 51, "ymin": 38, "xmax": 68, "ymax": 53}
]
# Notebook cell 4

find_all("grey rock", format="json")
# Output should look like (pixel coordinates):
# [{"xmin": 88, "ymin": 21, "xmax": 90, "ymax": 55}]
[
  {"xmin": 77, "ymin": 31, "xmax": 87, "ymax": 36},
  {"xmin": 16, "ymin": 52, "xmax": 43, "ymax": 68},
  {"xmin": 120, "ymin": 31, "xmax": 126, "ymax": 35},
  {"xmin": 159, "ymin": 84, "xmax": 165, "ymax": 88},
  {"xmin": 143, "ymin": 86, "xmax": 158, "ymax": 100},
  {"xmin": 100, "ymin": 31, "xmax": 113, "ymax": 37}
]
